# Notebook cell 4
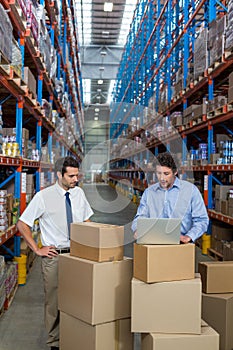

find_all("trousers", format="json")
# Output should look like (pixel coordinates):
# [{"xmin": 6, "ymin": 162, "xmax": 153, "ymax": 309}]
[{"xmin": 41, "ymin": 255, "xmax": 59, "ymax": 348}]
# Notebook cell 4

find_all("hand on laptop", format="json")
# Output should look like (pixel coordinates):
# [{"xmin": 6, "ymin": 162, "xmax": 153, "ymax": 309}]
[{"xmin": 180, "ymin": 234, "xmax": 192, "ymax": 244}]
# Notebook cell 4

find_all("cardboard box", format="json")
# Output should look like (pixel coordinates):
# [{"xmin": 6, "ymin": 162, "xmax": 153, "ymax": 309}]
[
  {"xmin": 221, "ymin": 200, "xmax": 229, "ymax": 215},
  {"xmin": 6, "ymin": 193, "xmax": 13, "ymax": 212},
  {"xmin": 228, "ymin": 198, "xmax": 233, "ymax": 208},
  {"xmin": 228, "ymin": 86, "xmax": 233, "ymax": 102},
  {"xmin": 131, "ymin": 275, "xmax": 202, "ymax": 334},
  {"xmin": 228, "ymin": 207, "xmax": 233, "ymax": 217},
  {"xmin": 198, "ymin": 261, "xmax": 233, "ymax": 293},
  {"xmin": 223, "ymin": 242, "xmax": 233, "ymax": 261},
  {"xmin": 215, "ymin": 185, "xmax": 232, "ymax": 200},
  {"xmin": 60, "ymin": 312, "xmax": 133, "ymax": 350},
  {"xmin": 141, "ymin": 323, "xmax": 219, "ymax": 350},
  {"xmin": 202, "ymin": 293, "xmax": 233, "ymax": 350},
  {"xmin": 215, "ymin": 199, "xmax": 222, "ymax": 212},
  {"xmin": 23, "ymin": 67, "xmax": 37, "ymax": 98},
  {"xmin": 216, "ymin": 134, "xmax": 230, "ymax": 149},
  {"xmin": 133, "ymin": 243, "xmax": 195, "ymax": 283},
  {"xmin": 58, "ymin": 254, "xmax": 133, "ymax": 325},
  {"xmin": 212, "ymin": 223, "xmax": 233, "ymax": 241},
  {"xmin": 210, "ymin": 153, "xmax": 220, "ymax": 164},
  {"xmin": 70, "ymin": 222, "xmax": 124, "ymax": 262}
]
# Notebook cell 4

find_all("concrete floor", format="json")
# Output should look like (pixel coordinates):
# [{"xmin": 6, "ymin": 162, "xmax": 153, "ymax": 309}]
[{"xmin": 0, "ymin": 183, "xmax": 211, "ymax": 349}]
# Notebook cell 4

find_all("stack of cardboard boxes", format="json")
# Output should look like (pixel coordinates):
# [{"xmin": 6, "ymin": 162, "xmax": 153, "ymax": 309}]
[
  {"xmin": 132, "ymin": 242, "xmax": 219, "ymax": 349},
  {"xmin": 58, "ymin": 222, "xmax": 133, "ymax": 350},
  {"xmin": 199, "ymin": 261, "xmax": 233, "ymax": 350},
  {"xmin": 210, "ymin": 222, "xmax": 233, "ymax": 260},
  {"xmin": 215, "ymin": 185, "xmax": 233, "ymax": 216},
  {"xmin": 194, "ymin": 28, "xmax": 208, "ymax": 80}
]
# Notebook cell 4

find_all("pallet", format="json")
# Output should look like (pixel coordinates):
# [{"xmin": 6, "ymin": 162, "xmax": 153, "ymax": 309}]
[
  {"xmin": 0, "ymin": 64, "xmax": 22, "ymax": 80},
  {"xmin": 183, "ymin": 114, "xmax": 206, "ymax": 130},
  {"xmin": 207, "ymin": 57, "xmax": 223, "ymax": 74},
  {"xmin": 0, "ymin": 52, "xmax": 11, "ymax": 65},
  {"xmin": 195, "ymin": 239, "xmax": 202, "ymax": 249},
  {"xmin": 224, "ymin": 47, "xmax": 233, "ymax": 60},
  {"xmin": 194, "ymin": 73, "xmax": 206, "ymax": 85},
  {"xmin": 207, "ymin": 248, "xmax": 223, "ymax": 261},
  {"xmin": 4, "ymin": 283, "xmax": 18, "ymax": 310},
  {"xmin": 207, "ymin": 104, "xmax": 227, "ymax": 119},
  {"xmin": 228, "ymin": 99, "xmax": 233, "ymax": 111}
]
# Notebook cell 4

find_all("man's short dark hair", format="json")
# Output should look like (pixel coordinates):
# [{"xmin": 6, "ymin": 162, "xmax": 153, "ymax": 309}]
[
  {"xmin": 55, "ymin": 156, "xmax": 79, "ymax": 176},
  {"xmin": 156, "ymin": 152, "xmax": 178, "ymax": 173}
]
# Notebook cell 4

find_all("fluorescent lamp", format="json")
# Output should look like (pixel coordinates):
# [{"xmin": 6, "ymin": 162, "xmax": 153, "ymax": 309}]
[
  {"xmin": 104, "ymin": 2, "xmax": 113, "ymax": 12},
  {"xmin": 102, "ymin": 31, "xmax": 109, "ymax": 39}
]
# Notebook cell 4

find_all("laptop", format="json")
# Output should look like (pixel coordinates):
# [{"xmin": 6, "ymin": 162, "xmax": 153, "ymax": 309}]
[{"xmin": 136, "ymin": 218, "xmax": 181, "ymax": 245}]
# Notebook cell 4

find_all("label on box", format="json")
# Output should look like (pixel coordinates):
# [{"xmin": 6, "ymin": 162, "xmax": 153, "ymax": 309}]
[
  {"xmin": 21, "ymin": 173, "xmax": 26, "ymax": 193},
  {"xmin": 40, "ymin": 172, "xmax": 44, "ymax": 188}
]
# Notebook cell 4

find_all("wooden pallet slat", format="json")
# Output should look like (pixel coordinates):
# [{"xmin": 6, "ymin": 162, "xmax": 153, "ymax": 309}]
[{"xmin": 207, "ymin": 248, "xmax": 223, "ymax": 261}]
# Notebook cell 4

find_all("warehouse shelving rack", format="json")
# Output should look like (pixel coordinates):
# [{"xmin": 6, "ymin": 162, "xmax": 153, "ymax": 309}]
[
  {"xmin": 109, "ymin": 0, "xmax": 233, "ymax": 231},
  {"xmin": 0, "ymin": 0, "xmax": 84, "ymax": 258}
]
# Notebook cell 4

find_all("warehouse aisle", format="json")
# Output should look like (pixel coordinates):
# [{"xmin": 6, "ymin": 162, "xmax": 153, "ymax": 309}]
[
  {"xmin": 83, "ymin": 183, "xmax": 138, "ymax": 258},
  {"xmin": 0, "ymin": 183, "xmax": 210, "ymax": 350},
  {"xmin": 0, "ymin": 256, "xmax": 47, "ymax": 350}
]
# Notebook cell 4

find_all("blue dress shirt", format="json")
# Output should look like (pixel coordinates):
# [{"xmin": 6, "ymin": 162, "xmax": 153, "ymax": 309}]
[{"xmin": 131, "ymin": 177, "xmax": 209, "ymax": 242}]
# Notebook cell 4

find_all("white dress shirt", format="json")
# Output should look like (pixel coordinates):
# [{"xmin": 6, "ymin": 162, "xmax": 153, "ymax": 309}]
[{"xmin": 19, "ymin": 182, "xmax": 94, "ymax": 248}]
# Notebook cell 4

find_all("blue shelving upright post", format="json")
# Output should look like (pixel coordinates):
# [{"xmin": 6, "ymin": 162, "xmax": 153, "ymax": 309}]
[
  {"xmin": 36, "ymin": 73, "xmax": 43, "ymax": 192},
  {"xmin": 18, "ymin": 36, "xmax": 25, "ymax": 79},
  {"xmin": 183, "ymin": 0, "xmax": 189, "ymax": 91},
  {"xmin": 155, "ymin": 0, "xmax": 161, "ymax": 112},
  {"xmin": 14, "ymin": 99, "xmax": 24, "ymax": 257},
  {"xmin": 166, "ymin": 0, "xmax": 172, "ymax": 104}
]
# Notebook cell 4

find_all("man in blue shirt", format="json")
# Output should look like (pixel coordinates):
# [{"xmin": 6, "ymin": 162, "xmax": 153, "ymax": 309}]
[{"xmin": 131, "ymin": 152, "xmax": 209, "ymax": 243}]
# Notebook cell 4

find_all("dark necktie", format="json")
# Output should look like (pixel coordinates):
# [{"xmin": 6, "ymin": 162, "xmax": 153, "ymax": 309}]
[{"xmin": 65, "ymin": 192, "xmax": 73, "ymax": 238}]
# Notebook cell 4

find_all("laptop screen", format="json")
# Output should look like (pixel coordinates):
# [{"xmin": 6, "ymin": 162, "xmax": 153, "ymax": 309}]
[{"xmin": 136, "ymin": 218, "xmax": 181, "ymax": 245}]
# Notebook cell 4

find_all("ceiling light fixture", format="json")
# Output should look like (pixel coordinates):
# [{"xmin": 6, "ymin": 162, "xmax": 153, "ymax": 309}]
[
  {"xmin": 104, "ymin": 2, "xmax": 113, "ymax": 12},
  {"xmin": 102, "ymin": 31, "xmax": 109, "ymax": 38},
  {"xmin": 98, "ymin": 79, "xmax": 103, "ymax": 85},
  {"xmin": 94, "ymin": 116, "xmax": 99, "ymax": 121},
  {"xmin": 95, "ymin": 108, "xmax": 100, "ymax": 112}
]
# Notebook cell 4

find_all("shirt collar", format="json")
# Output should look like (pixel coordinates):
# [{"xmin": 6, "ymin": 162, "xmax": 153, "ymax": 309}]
[
  {"xmin": 154, "ymin": 176, "xmax": 180, "ymax": 191},
  {"xmin": 55, "ymin": 181, "xmax": 75, "ymax": 197},
  {"xmin": 55, "ymin": 181, "xmax": 68, "ymax": 197}
]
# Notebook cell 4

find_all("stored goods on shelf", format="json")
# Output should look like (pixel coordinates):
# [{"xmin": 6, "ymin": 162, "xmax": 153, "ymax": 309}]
[{"xmin": 0, "ymin": 4, "xmax": 13, "ymax": 62}]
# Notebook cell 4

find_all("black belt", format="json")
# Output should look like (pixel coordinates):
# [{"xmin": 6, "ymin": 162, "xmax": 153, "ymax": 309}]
[{"xmin": 56, "ymin": 248, "xmax": 70, "ymax": 254}]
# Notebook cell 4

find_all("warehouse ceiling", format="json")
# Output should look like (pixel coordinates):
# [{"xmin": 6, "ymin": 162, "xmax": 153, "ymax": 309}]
[{"xmin": 75, "ymin": 0, "xmax": 137, "ymax": 107}]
